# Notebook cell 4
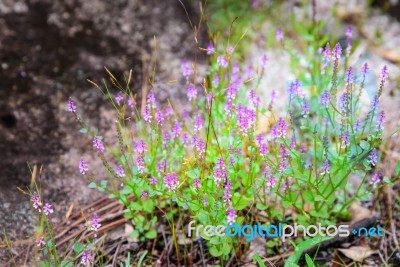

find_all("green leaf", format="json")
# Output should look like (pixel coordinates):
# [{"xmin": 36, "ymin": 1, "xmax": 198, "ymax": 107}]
[
  {"xmin": 73, "ymin": 242, "xmax": 84, "ymax": 253},
  {"xmin": 305, "ymin": 254, "xmax": 316, "ymax": 267},
  {"xmin": 395, "ymin": 160, "xmax": 400, "ymax": 176},
  {"xmin": 232, "ymin": 192, "xmax": 250, "ymax": 210},
  {"xmin": 253, "ymin": 254, "xmax": 266, "ymax": 267},
  {"xmin": 285, "ymin": 236, "xmax": 332, "ymax": 267},
  {"xmin": 209, "ymin": 245, "xmax": 223, "ymax": 257},
  {"xmin": 145, "ymin": 229, "xmax": 157, "ymax": 239}
]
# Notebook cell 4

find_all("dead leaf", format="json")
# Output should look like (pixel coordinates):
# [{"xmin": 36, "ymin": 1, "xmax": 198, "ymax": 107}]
[
  {"xmin": 337, "ymin": 246, "xmax": 378, "ymax": 262},
  {"xmin": 372, "ymin": 47, "xmax": 400, "ymax": 63},
  {"xmin": 244, "ymin": 235, "xmax": 266, "ymax": 261},
  {"xmin": 349, "ymin": 203, "xmax": 374, "ymax": 222}
]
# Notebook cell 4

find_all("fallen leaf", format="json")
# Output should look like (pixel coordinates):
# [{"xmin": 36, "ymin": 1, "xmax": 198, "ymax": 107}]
[
  {"xmin": 337, "ymin": 246, "xmax": 378, "ymax": 262},
  {"xmin": 372, "ymin": 47, "xmax": 400, "ymax": 63},
  {"xmin": 244, "ymin": 235, "xmax": 266, "ymax": 261},
  {"xmin": 349, "ymin": 203, "xmax": 374, "ymax": 222}
]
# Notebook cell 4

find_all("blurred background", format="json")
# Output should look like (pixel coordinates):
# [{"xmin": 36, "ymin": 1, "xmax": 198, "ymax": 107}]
[{"xmin": 0, "ymin": 0, "xmax": 399, "ymax": 262}]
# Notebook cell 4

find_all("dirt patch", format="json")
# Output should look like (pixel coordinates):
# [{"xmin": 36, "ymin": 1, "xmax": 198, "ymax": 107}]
[{"xmin": 0, "ymin": 0, "xmax": 205, "ymax": 262}]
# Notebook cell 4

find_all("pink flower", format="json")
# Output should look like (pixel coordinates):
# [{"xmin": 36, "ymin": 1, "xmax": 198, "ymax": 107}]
[
  {"xmin": 93, "ymin": 137, "xmax": 105, "ymax": 153},
  {"xmin": 79, "ymin": 158, "xmax": 88, "ymax": 175},
  {"xmin": 164, "ymin": 173, "xmax": 179, "ymax": 191},
  {"xmin": 187, "ymin": 83, "xmax": 197, "ymax": 101},
  {"xmin": 67, "ymin": 97, "xmax": 76, "ymax": 113},
  {"xmin": 31, "ymin": 192, "xmax": 42, "ymax": 211},
  {"xmin": 217, "ymin": 56, "xmax": 228, "ymax": 68},
  {"xmin": 206, "ymin": 42, "xmax": 215, "ymax": 55},
  {"xmin": 43, "ymin": 203, "xmax": 54, "ymax": 216},
  {"xmin": 36, "ymin": 237, "xmax": 45, "ymax": 248},
  {"xmin": 90, "ymin": 214, "xmax": 101, "ymax": 237},
  {"xmin": 181, "ymin": 59, "xmax": 192, "ymax": 78},
  {"xmin": 80, "ymin": 250, "xmax": 93, "ymax": 265},
  {"xmin": 226, "ymin": 207, "xmax": 236, "ymax": 225},
  {"xmin": 116, "ymin": 165, "xmax": 125, "ymax": 177}
]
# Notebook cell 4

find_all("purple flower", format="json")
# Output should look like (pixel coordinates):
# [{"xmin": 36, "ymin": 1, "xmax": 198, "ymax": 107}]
[
  {"xmin": 371, "ymin": 171, "xmax": 382, "ymax": 188},
  {"xmin": 302, "ymin": 100, "xmax": 310, "ymax": 117},
  {"xmin": 212, "ymin": 75, "xmax": 219, "ymax": 88},
  {"xmin": 237, "ymin": 105, "xmax": 256, "ymax": 135},
  {"xmin": 226, "ymin": 207, "xmax": 236, "ymax": 225},
  {"xmin": 172, "ymin": 121, "xmax": 182, "ymax": 138},
  {"xmin": 227, "ymin": 83, "xmax": 238, "ymax": 99},
  {"xmin": 141, "ymin": 191, "xmax": 148, "ymax": 199},
  {"xmin": 136, "ymin": 156, "xmax": 145, "ymax": 174},
  {"xmin": 164, "ymin": 173, "xmax": 179, "ymax": 191},
  {"xmin": 90, "ymin": 214, "xmax": 101, "ymax": 237},
  {"xmin": 142, "ymin": 106, "xmax": 152, "ymax": 122},
  {"xmin": 157, "ymin": 159, "xmax": 168, "ymax": 173},
  {"xmin": 299, "ymin": 145, "xmax": 307, "ymax": 153},
  {"xmin": 79, "ymin": 158, "xmax": 88, "ymax": 175},
  {"xmin": 380, "ymin": 65, "xmax": 388, "ymax": 82},
  {"xmin": 256, "ymin": 134, "xmax": 264, "ymax": 147},
  {"xmin": 127, "ymin": 98, "xmax": 134, "ymax": 109},
  {"xmin": 43, "ymin": 203, "xmax": 54, "ymax": 216},
  {"xmin": 194, "ymin": 115, "xmax": 203, "ymax": 132},
  {"xmin": 322, "ymin": 43, "xmax": 331, "ymax": 66},
  {"xmin": 276, "ymin": 27, "xmax": 283, "ymax": 42},
  {"xmin": 361, "ymin": 62, "xmax": 368, "ymax": 77},
  {"xmin": 115, "ymin": 92, "xmax": 124, "ymax": 106},
  {"xmin": 214, "ymin": 157, "xmax": 227, "ymax": 185},
  {"xmin": 135, "ymin": 140, "xmax": 147, "ymax": 154},
  {"xmin": 67, "ymin": 97, "xmax": 77, "ymax": 113},
  {"xmin": 376, "ymin": 111, "xmax": 385, "ymax": 131},
  {"xmin": 181, "ymin": 59, "xmax": 192, "ymax": 78},
  {"xmin": 161, "ymin": 132, "xmax": 169, "ymax": 147},
  {"xmin": 195, "ymin": 138, "xmax": 206, "ymax": 156},
  {"xmin": 371, "ymin": 95, "xmax": 379, "ymax": 110},
  {"xmin": 147, "ymin": 93, "xmax": 157, "ymax": 108},
  {"xmin": 346, "ymin": 26, "xmax": 353, "ymax": 39},
  {"xmin": 149, "ymin": 177, "xmax": 157, "ymax": 186},
  {"xmin": 206, "ymin": 42, "xmax": 215, "ymax": 55},
  {"xmin": 341, "ymin": 132, "xmax": 349, "ymax": 147},
  {"xmin": 193, "ymin": 178, "xmax": 201, "ymax": 189},
  {"xmin": 203, "ymin": 195, "xmax": 208, "ymax": 207},
  {"xmin": 223, "ymin": 181, "xmax": 232, "ymax": 203},
  {"xmin": 332, "ymin": 43, "xmax": 342, "ymax": 61},
  {"xmin": 290, "ymin": 137, "xmax": 296, "ymax": 149},
  {"xmin": 261, "ymin": 54, "xmax": 268, "ymax": 67},
  {"xmin": 31, "ymin": 192, "xmax": 42, "ymax": 211},
  {"xmin": 260, "ymin": 144, "xmax": 268, "ymax": 156},
  {"xmin": 227, "ymin": 46, "xmax": 234, "ymax": 55},
  {"xmin": 345, "ymin": 67, "xmax": 354, "ymax": 84},
  {"xmin": 187, "ymin": 83, "xmax": 197, "ymax": 101},
  {"xmin": 248, "ymin": 90, "xmax": 261, "ymax": 107},
  {"xmin": 116, "ymin": 165, "xmax": 125, "ymax": 177},
  {"xmin": 93, "ymin": 137, "xmax": 105, "ymax": 153},
  {"xmin": 165, "ymin": 106, "xmax": 173, "ymax": 118},
  {"xmin": 354, "ymin": 119, "xmax": 361, "ymax": 132},
  {"xmin": 80, "ymin": 250, "xmax": 93, "ymax": 265},
  {"xmin": 266, "ymin": 175, "xmax": 276, "ymax": 188},
  {"xmin": 155, "ymin": 109, "xmax": 164, "ymax": 125},
  {"xmin": 217, "ymin": 56, "xmax": 228, "ymax": 68},
  {"xmin": 36, "ymin": 237, "xmax": 45, "ymax": 248},
  {"xmin": 274, "ymin": 118, "xmax": 287, "ymax": 138},
  {"xmin": 288, "ymin": 79, "xmax": 302, "ymax": 98},
  {"xmin": 321, "ymin": 160, "xmax": 330, "ymax": 175},
  {"xmin": 181, "ymin": 133, "xmax": 190, "ymax": 145},
  {"xmin": 368, "ymin": 149, "xmax": 378, "ymax": 166},
  {"xmin": 339, "ymin": 93, "xmax": 348, "ymax": 113}
]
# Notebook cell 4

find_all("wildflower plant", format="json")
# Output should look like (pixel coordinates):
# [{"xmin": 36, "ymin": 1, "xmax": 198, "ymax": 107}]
[{"xmin": 69, "ymin": 26, "xmax": 394, "ymax": 263}]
